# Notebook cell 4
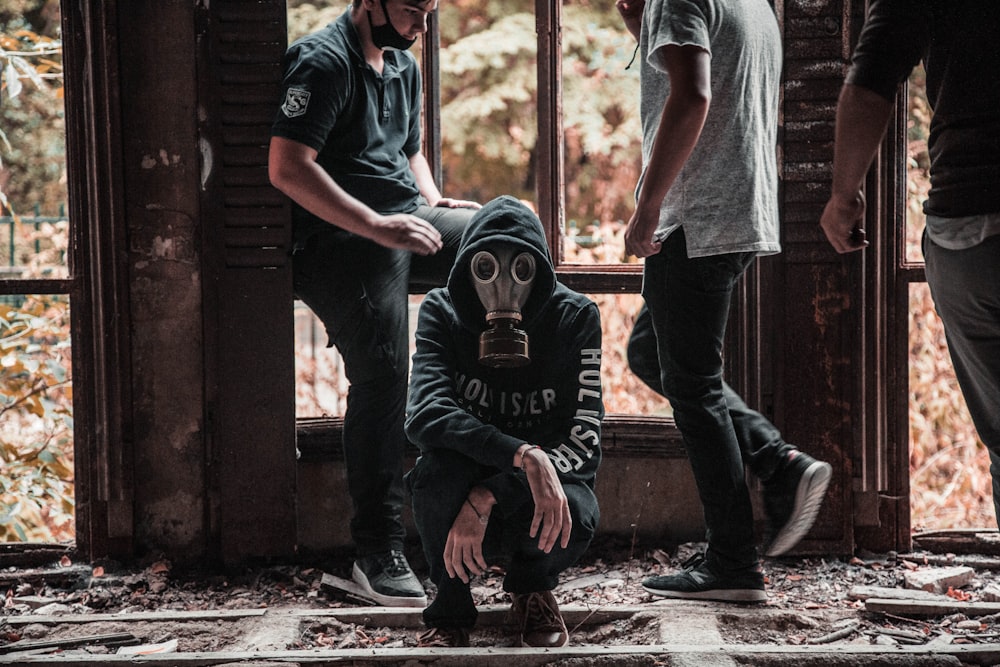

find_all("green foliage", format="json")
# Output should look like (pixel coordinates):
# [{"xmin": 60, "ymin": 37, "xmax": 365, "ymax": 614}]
[
  {"xmin": 0, "ymin": 0, "xmax": 65, "ymax": 220},
  {"xmin": 441, "ymin": 14, "xmax": 538, "ymax": 160},
  {"xmin": 436, "ymin": 4, "xmax": 642, "ymax": 223},
  {"xmin": 286, "ymin": 2, "xmax": 344, "ymax": 44},
  {"xmin": 0, "ymin": 1, "xmax": 72, "ymax": 543},
  {"xmin": 0, "ymin": 294, "xmax": 74, "ymax": 543}
]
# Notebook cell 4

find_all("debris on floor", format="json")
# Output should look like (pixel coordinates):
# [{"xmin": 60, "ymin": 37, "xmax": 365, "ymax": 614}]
[{"xmin": 3, "ymin": 534, "xmax": 1000, "ymax": 662}]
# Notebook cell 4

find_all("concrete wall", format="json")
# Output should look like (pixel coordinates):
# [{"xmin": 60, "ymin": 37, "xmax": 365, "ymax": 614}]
[
  {"xmin": 118, "ymin": 2, "xmax": 208, "ymax": 559},
  {"xmin": 296, "ymin": 456, "xmax": 706, "ymax": 555}
]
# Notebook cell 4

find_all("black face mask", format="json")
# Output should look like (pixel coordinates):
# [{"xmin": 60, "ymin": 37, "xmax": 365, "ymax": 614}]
[{"xmin": 367, "ymin": 0, "xmax": 417, "ymax": 51}]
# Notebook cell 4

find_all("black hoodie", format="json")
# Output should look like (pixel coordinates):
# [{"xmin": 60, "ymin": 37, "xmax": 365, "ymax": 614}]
[{"xmin": 405, "ymin": 196, "xmax": 603, "ymax": 509}]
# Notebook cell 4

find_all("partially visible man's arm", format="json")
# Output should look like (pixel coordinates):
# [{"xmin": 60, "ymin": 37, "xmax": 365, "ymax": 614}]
[
  {"xmin": 819, "ymin": 84, "xmax": 895, "ymax": 253},
  {"xmin": 819, "ymin": 0, "xmax": 927, "ymax": 253},
  {"xmin": 408, "ymin": 152, "xmax": 443, "ymax": 207},
  {"xmin": 624, "ymin": 44, "xmax": 711, "ymax": 259},
  {"xmin": 268, "ymin": 135, "xmax": 443, "ymax": 255}
]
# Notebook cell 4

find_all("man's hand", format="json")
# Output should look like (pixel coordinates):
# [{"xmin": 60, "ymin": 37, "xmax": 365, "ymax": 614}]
[
  {"xmin": 269, "ymin": 137, "xmax": 445, "ymax": 254},
  {"xmin": 443, "ymin": 494, "xmax": 490, "ymax": 584},
  {"xmin": 521, "ymin": 447, "xmax": 572, "ymax": 553},
  {"xmin": 624, "ymin": 206, "xmax": 662, "ymax": 258},
  {"xmin": 435, "ymin": 197, "xmax": 482, "ymax": 210},
  {"xmin": 370, "ymin": 214, "xmax": 444, "ymax": 255},
  {"xmin": 820, "ymin": 190, "xmax": 869, "ymax": 254},
  {"xmin": 616, "ymin": 0, "xmax": 645, "ymax": 39}
]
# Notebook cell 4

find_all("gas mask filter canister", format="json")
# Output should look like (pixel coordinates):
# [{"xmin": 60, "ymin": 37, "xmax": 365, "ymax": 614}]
[{"xmin": 471, "ymin": 246, "xmax": 535, "ymax": 367}]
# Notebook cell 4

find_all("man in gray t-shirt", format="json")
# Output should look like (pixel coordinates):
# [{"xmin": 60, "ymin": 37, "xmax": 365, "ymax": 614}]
[
  {"xmin": 637, "ymin": 0, "xmax": 781, "ymax": 257},
  {"xmin": 617, "ymin": 0, "xmax": 832, "ymax": 602}
]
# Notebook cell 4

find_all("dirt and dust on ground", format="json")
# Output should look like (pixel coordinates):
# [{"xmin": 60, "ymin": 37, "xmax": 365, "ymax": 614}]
[{"xmin": 3, "ymin": 533, "xmax": 1000, "ymax": 662}]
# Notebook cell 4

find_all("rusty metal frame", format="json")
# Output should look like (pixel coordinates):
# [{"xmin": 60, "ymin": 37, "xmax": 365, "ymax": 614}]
[
  {"xmin": 60, "ymin": 0, "xmax": 134, "ymax": 559},
  {"xmin": 535, "ymin": 0, "xmax": 644, "ymax": 295},
  {"xmin": 533, "ymin": 0, "xmax": 672, "ymax": 445}
]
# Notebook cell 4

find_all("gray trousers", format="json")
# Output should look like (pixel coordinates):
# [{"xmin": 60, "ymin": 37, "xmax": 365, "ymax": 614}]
[{"xmin": 923, "ymin": 232, "xmax": 1000, "ymax": 524}]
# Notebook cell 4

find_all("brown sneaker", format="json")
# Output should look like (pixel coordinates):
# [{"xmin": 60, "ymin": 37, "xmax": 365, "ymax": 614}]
[
  {"xmin": 416, "ymin": 626, "xmax": 470, "ymax": 647},
  {"xmin": 510, "ymin": 591, "xmax": 569, "ymax": 647}
]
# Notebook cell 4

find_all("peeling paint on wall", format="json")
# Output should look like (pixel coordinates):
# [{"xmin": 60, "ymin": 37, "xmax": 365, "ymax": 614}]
[
  {"xmin": 152, "ymin": 235, "xmax": 175, "ymax": 260},
  {"xmin": 130, "ymin": 210, "xmax": 199, "ymax": 266},
  {"xmin": 141, "ymin": 149, "xmax": 182, "ymax": 170},
  {"xmin": 789, "ymin": 0, "xmax": 835, "ymax": 17}
]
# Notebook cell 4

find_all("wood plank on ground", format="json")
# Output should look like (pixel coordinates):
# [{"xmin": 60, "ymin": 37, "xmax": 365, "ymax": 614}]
[
  {"xmin": 1, "ymin": 642, "xmax": 998, "ymax": 666},
  {"xmin": 866, "ymin": 597, "xmax": 1000, "ymax": 617},
  {"xmin": 848, "ymin": 585, "xmax": 953, "ymax": 602},
  {"xmin": 4, "ymin": 609, "xmax": 268, "ymax": 626},
  {"xmin": 3, "ymin": 604, "xmax": 641, "ymax": 631},
  {"xmin": 0, "ymin": 633, "xmax": 137, "ymax": 655}
]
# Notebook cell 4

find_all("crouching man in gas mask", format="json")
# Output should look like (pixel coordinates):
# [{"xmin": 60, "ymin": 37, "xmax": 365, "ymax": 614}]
[{"xmin": 404, "ymin": 195, "xmax": 603, "ymax": 648}]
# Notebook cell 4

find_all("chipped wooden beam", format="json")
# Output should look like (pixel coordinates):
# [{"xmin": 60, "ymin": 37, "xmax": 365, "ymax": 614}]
[{"xmin": 911, "ymin": 530, "xmax": 1000, "ymax": 556}]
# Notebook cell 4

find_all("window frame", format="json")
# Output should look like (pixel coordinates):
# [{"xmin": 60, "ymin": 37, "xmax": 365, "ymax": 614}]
[{"xmin": 419, "ymin": 0, "xmax": 713, "ymax": 452}]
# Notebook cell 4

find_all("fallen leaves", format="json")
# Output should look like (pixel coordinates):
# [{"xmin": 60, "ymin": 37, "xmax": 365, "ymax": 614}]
[{"xmin": 946, "ymin": 587, "xmax": 973, "ymax": 602}]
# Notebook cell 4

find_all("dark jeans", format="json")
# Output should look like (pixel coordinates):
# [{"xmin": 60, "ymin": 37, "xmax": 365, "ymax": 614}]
[
  {"xmin": 408, "ymin": 449, "xmax": 599, "ymax": 629},
  {"xmin": 292, "ymin": 204, "xmax": 475, "ymax": 555},
  {"xmin": 628, "ymin": 305, "xmax": 793, "ymax": 485},
  {"xmin": 639, "ymin": 229, "xmax": 780, "ymax": 572},
  {"xmin": 924, "ymin": 231, "xmax": 1000, "ymax": 524}
]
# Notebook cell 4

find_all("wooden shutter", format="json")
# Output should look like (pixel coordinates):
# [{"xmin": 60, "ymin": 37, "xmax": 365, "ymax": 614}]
[{"xmin": 198, "ymin": 0, "xmax": 296, "ymax": 563}]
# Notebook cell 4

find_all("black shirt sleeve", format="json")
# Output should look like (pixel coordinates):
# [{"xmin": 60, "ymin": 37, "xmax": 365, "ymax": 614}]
[{"xmin": 846, "ymin": 0, "xmax": 931, "ymax": 101}]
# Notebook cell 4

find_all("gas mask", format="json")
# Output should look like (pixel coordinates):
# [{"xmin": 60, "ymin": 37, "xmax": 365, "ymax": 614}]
[
  {"xmin": 471, "ymin": 245, "xmax": 536, "ymax": 367},
  {"xmin": 367, "ymin": 0, "xmax": 417, "ymax": 51}
]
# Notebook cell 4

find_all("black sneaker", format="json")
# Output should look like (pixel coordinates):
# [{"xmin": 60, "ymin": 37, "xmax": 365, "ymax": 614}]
[
  {"xmin": 763, "ymin": 450, "xmax": 832, "ymax": 557},
  {"xmin": 417, "ymin": 626, "xmax": 471, "ymax": 647},
  {"xmin": 352, "ymin": 550, "xmax": 428, "ymax": 607},
  {"xmin": 642, "ymin": 553, "xmax": 766, "ymax": 603}
]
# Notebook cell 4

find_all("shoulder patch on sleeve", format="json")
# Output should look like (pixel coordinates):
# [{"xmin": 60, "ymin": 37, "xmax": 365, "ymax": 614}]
[{"xmin": 281, "ymin": 87, "xmax": 311, "ymax": 118}]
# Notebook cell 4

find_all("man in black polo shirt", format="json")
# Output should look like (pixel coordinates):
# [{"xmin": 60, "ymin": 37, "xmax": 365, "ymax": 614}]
[
  {"xmin": 821, "ymin": 1, "xmax": 1000, "ymax": 525},
  {"xmin": 269, "ymin": 0, "xmax": 479, "ymax": 607}
]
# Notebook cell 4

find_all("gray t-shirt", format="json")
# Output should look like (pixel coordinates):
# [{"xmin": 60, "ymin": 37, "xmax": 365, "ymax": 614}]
[{"xmin": 638, "ymin": 0, "xmax": 782, "ymax": 257}]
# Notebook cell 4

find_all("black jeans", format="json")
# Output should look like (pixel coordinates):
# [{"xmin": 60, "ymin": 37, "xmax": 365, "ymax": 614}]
[
  {"xmin": 292, "ymin": 204, "xmax": 475, "ymax": 555},
  {"xmin": 639, "ymin": 229, "xmax": 782, "ymax": 572},
  {"xmin": 628, "ymin": 305, "xmax": 794, "ymax": 486},
  {"xmin": 408, "ymin": 449, "xmax": 599, "ymax": 629}
]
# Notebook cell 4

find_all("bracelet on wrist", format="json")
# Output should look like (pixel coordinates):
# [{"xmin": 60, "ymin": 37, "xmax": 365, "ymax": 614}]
[
  {"xmin": 465, "ymin": 497, "xmax": 488, "ymax": 525},
  {"xmin": 518, "ymin": 445, "xmax": 542, "ymax": 471}
]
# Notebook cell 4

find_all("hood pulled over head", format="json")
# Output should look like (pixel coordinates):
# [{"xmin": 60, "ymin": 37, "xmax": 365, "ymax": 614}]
[{"xmin": 447, "ymin": 196, "xmax": 557, "ymax": 367}]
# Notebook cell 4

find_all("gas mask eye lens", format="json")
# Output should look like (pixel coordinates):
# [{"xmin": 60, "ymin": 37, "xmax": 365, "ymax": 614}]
[
  {"xmin": 471, "ymin": 251, "xmax": 499, "ymax": 283},
  {"xmin": 511, "ymin": 252, "xmax": 535, "ymax": 285}
]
